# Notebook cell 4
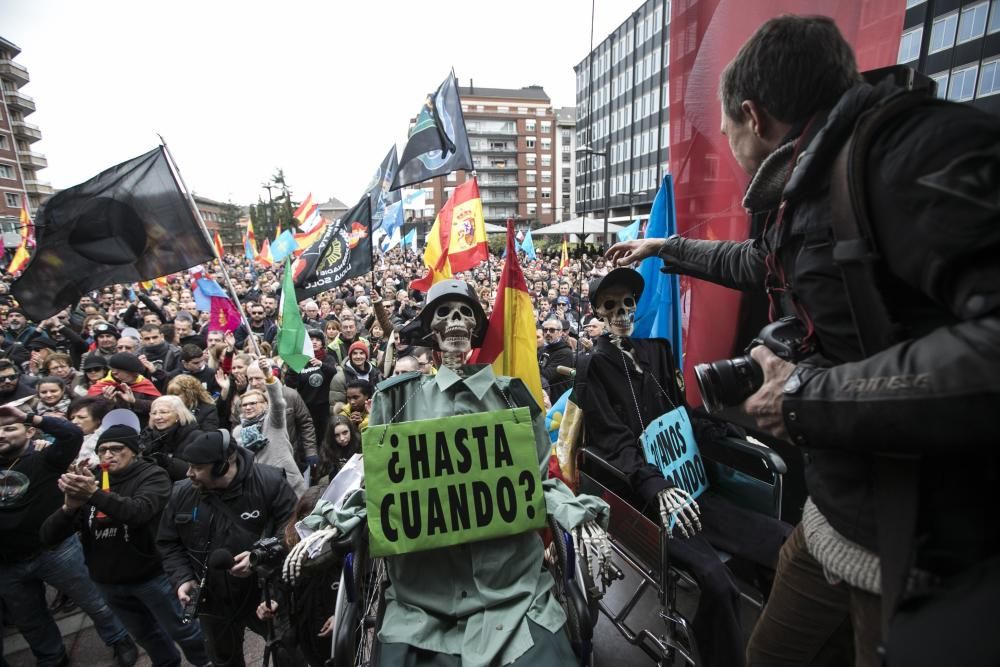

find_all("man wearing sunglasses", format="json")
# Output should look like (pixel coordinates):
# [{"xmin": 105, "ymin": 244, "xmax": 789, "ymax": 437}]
[
  {"xmin": 0, "ymin": 403, "xmax": 139, "ymax": 667},
  {"xmin": 0, "ymin": 359, "xmax": 34, "ymax": 403},
  {"xmin": 538, "ymin": 318, "xmax": 574, "ymax": 399}
]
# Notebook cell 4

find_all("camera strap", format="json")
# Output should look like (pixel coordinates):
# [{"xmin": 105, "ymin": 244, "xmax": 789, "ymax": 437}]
[{"xmin": 201, "ymin": 493, "xmax": 270, "ymax": 545}]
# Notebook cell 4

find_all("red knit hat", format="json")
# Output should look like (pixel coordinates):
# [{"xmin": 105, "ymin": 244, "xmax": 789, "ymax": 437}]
[{"xmin": 348, "ymin": 341, "xmax": 369, "ymax": 360}]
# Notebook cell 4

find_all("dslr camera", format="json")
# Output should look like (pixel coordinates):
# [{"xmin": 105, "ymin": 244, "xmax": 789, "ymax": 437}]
[
  {"xmin": 180, "ymin": 585, "xmax": 201, "ymax": 624},
  {"xmin": 695, "ymin": 316, "xmax": 813, "ymax": 413},
  {"xmin": 248, "ymin": 536, "xmax": 285, "ymax": 578}
]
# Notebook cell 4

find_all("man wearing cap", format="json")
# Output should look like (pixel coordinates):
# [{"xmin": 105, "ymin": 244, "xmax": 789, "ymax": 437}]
[
  {"xmin": 0, "ymin": 402, "xmax": 139, "ymax": 667},
  {"xmin": 81, "ymin": 322, "xmax": 121, "ymax": 369},
  {"xmin": 88, "ymin": 353, "xmax": 162, "ymax": 428},
  {"xmin": 157, "ymin": 430, "xmax": 298, "ymax": 666},
  {"xmin": 40, "ymin": 421, "xmax": 209, "ymax": 667}
]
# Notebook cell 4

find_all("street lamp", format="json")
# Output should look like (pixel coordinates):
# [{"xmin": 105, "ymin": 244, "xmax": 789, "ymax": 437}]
[{"xmin": 578, "ymin": 141, "xmax": 610, "ymax": 248}]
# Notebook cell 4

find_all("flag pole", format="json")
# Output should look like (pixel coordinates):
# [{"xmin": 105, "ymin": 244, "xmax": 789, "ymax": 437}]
[{"xmin": 157, "ymin": 136, "xmax": 261, "ymax": 357}]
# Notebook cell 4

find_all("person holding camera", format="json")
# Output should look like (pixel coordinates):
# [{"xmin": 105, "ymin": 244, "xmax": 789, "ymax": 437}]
[
  {"xmin": 608, "ymin": 15, "xmax": 1000, "ymax": 665},
  {"xmin": 156, "ymin": 429, "xmax": 298, "ymax": 666},
  {"xmin": 39, "ymin": 420, "xmax": 210, "ymax": 667}
]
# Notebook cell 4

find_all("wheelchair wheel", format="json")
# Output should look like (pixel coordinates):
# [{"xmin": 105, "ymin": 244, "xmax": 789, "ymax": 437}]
[
  {"xmin": 548, "ymin": 517, "xmax": 594, "ymax": 666},
  {"xmin": 353, "ymin": 554, "xmax": 387, "ymax": 667}
]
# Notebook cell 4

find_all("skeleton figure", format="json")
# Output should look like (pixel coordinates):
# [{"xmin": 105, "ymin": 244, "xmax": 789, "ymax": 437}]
[
  {"xmin": 593, "ymin": 276, "xmax": 703, "ymax": 540},
  {"xmin": 428, "ymin": 299, "xmax": 480, "ymax": 373}
]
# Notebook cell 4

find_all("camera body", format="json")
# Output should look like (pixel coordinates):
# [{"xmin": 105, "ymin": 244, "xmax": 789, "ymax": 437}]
[
  {"xmin": 249, "ymin": 536, "xmax": 285, "ymax": 578},
  {"xmin": 695, "ymin": 316, "xmax": 813, "ymax": 413}
]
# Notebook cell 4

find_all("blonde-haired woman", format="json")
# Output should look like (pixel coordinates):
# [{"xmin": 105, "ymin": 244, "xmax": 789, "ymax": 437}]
[
  {"xmin": 139, "ymin": 395, "xmax": 198, "ymax": 481},
  {"xmin": 228, "ymin": 358, "xmax": 306, "ymax": 497},
  {"xmin": 167, "ymin": 374, "xmax": 221, "ymax": 430}
]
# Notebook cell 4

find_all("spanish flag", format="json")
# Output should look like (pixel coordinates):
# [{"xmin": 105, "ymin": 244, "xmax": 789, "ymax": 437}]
[
  {"xmin": 469, "ymin": 221, "xmax": 544, "ymax": 408},
  {"xmin": 6, "ymin": 200, "xmax": 32, "ymax": 275},
  {"xmin": 213, "ymin": 231, "xmax": 225, "ymax": 260},
  {"xmin": 293, "ymin": 217, "xmax": 328, "ymax": 252},
  {"xmin": 558, "ymin": 236, "xmax": 569, "ymax": 275},
  {"xmin": 410, "ymin": 177, "xmax": 488, "ymax": 292}
]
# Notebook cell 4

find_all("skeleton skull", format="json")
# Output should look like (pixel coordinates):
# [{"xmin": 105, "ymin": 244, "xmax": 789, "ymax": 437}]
[
  {"xmin": 430, "ymin": 299, "xmax": 478, "ymax": 354},
  {"xmin": 595, "ymin": 286, "xmax": 637, "ymax": 337}
]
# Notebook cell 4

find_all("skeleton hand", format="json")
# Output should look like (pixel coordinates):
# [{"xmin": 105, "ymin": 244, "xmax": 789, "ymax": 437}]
[
  {"xmin": 657, "ymin": 487, "xmax": 702, "ymax": 539},
  {"xmin": 576, "ymin": 520, "xmax": 612, "ymax": 585},
  {"xmin": 282, "ymin": 528, "xmax": 338, "ymax": 584}
]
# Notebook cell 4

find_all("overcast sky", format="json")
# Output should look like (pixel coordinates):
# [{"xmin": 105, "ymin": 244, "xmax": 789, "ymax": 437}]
[{"xmin": 2, "ymin": 0, "xmax": 632, "ymax": 206}]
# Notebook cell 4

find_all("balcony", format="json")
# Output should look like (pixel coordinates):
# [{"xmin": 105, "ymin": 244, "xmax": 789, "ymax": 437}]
[
  {"xmin": 477, "ymin": 178, "xmax": 517, "ymax": 187},
  {"xmin": 480, "ymin": 193, "xmax": 519, "ymax": 203},
  {"xmin": 4, "ymin": 90, "xmax": 35, "ymax": 114},
  {"xmin": 24, "ymin": 180, "xmax": 53, "ymax": 196},
  {"xmin": 20, "ymin": 151, "xmax": 47, "ymax": 170},
  {"xmin": 0, "ymin": 60, "xmax": 29, "ymax": 86},
  {"xmin": 474, "ymin": 162, "xmax": 517, "ymax": 171},
  {"xmin": 12, "ymin": 120, "xmax": 41, "ymax": 143},
  {"xmin": 471, "ymin": 143, "xmax": 517, "ymax": 154},
  {"xmin": 467, "ymin": 126, "xmax": 517, "ymax": 137}
]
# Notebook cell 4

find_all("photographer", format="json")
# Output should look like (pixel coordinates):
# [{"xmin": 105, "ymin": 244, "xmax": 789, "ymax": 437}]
[
  {"xmin": 156, "ymin": 430, "xmax": 298, "ymax": 666},
  {"xmin": 608, "ymin": 15, "xmax": 1000, "ymax": 665}
]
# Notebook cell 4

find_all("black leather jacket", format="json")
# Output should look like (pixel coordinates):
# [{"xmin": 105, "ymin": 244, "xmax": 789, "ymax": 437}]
[{"xmin": 658, "ymin": 80, "xmax": 1000, "ymax": 576}]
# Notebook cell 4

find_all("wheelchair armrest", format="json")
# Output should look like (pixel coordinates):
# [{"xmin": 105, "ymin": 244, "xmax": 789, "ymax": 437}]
[
  {"xmin": 581, "ymin": 448, "xmax": 630, "ymax": 485},
  {"xmin": 713, "ymin": 436, "xmax": 787, "ymax": 476}
]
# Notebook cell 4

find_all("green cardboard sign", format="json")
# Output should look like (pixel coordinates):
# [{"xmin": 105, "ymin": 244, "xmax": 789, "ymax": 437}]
[{"xmin": 363, "ymin": 407, "xmax": 545, "ymax": 557}]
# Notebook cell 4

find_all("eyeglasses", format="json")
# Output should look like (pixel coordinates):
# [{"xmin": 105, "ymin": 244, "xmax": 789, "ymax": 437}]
[
  {"xmin": 0, "ymin": 375, "xmax": 18, "ymax": 383},
  {"xmin": 542, "ymin": 328, "xmax": 561, "ymax": 333},
  {"xmin": 97, "ymin": 444, "xmax": 127, "ymax": 456}
]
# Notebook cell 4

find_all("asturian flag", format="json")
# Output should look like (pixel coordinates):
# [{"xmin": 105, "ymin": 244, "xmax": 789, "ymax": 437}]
[{"xmin": 377, "ymin": 200, "xmax": 405, "ymax": 254}]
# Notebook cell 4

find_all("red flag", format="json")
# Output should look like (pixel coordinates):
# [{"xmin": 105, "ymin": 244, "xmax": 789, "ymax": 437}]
[
  {"xmin": 668, "ymin": 1, "xmax": 905, "ymax": 404},
  {"xmin": 469, "ymin": 221, "xmax": 544, "ymax": 407},
  {"xmin": 208, "ymin": 296, "xmax": 241, "ymax": 333}
]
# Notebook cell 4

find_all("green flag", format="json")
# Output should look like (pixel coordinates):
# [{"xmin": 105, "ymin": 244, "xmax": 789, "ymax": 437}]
[{"xmin": 275, "ymin": 260, "xmax": 313, "ymax": 372}]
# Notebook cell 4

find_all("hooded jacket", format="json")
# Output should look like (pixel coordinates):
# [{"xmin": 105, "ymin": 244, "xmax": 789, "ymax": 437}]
[{"xmin": 39, "ymin": 458, "xmax": 171, "ymax": 585}]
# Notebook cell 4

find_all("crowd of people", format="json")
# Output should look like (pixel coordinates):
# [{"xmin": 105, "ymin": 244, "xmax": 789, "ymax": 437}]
[{"xmin": 0, "ymin": 238, "xmax": 610, "ymax": 667}]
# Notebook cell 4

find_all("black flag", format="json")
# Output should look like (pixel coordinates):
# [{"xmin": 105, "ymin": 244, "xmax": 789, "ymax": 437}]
[
  {"xmin": 390, "ymin": 71, "xmax": 473, "ymax": 190},
  {"xmin": 12, "ymin": 147, "xmax": 214, "ymax": 321},
  {"xmin": 292, "ymin": 195, "xmax": 372, "ymax": 299},
  {"xmin": 367, "ymin": 145, "xmax": 401, "ymax": 233}
]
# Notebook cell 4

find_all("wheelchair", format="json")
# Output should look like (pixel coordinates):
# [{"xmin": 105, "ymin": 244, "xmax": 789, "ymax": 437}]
[
  {"xmin": 576, "ymin": 429, "xmax": 793, "ymax": 666},
  {"xmin": 327, "ymin": 515, "xmax": 598, "ymax": 667}
]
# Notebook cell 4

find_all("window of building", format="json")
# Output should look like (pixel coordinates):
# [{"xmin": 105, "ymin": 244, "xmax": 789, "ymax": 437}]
[
  {"xmin": 948, "ymin": 62, "xmax": 979, "ymax": 101},
  {"xmin": 527, "ymin": 203, "xmax": 537, "ymax": 215},
  {"xmin": 527, "ymin": 170, "xmax": 537, "ymax": 182},
  {"xmin": 526, "ymin": 137, "xmax": 536, "ymax": 149},
  {"xmin": 447, "ymin": 172, "xmax": 457, "ymax": 182},
  {"xmin": 541, "ymin": 121, "xmax": 551, "ymax": 132},
  {"xmin": 518, "ymin": 107, "xmax": 528, "ymax": 114},
  {"xmin": 958, "ymin": 1, "xmax": 989, "ymax": 43},
  {"xmin": 525, "ymin": 119, "xmax": 536, "ymax": 132},
  {"xmin": 462, "ymin": 104, "xmax": 469, "ymax": 112},
  {"xmin": 542, "ymin": 202, "xmax": 552, "ymax": 211},
  {"xmin": 526, "ymin": 154, "xmax": 536, "ymax": 166},
  {"xmin": 541, "ymin": 137, "xmax": 552, "ymax": 150},
  {"xmin": 4, "ymin": 193, "xmax": 19, "ymax": 208},
  {"xmin": 476, "ymin": 105, "xmax": 485, "ymax": 112},
  {"xmin": 497, "ymin": 106, "xmax": 509, "ymax": 113},
  {"xmin": 541, "ymin": 188, "xmax": 551, "ymax": 199},
  {"xmin": 527, "ymin": 186, "xmax": 537, "ymax": 198},
  {"xmin": 536, "ymin": 107, "xmax": 546, "ymax": 116},
  {"xmin": 929, "ymin": 70, "xmax": 950, "ymax": 98},
  {"xmin": 978, "ymin": 57, "xmax": 1000, "ymax": 97},
  {"xmin": 0, "ymin": 135, "xmax": 6, "ymax": 150},
  {"xmin": 929, "ymin": 12, "xmax": 959, "ymax": 53},
  {"xmin": 542, "ymin": 170, "xmax": 552, "ymax": 183},
  {"xmin": 0, "ymin": 164, "xmax": 13, "ymax": 179},
  {"xmin": 444, "ymin": 187, "xmax": 455, "ymax": 199},
  {"xmin": 541, "ymin": 154, "xmax": 552, "ymax": 167},
  {"xmin": 990, "ymin": 0, "xmax": 1000, "ymax": 33},
  {"xmin": 898, "ymin": 26, "xmax": 923, "ymax": 63}
]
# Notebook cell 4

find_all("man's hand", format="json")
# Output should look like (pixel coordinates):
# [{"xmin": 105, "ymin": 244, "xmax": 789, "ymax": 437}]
[
  {"xmin": 258, "ymin": 358, "xmax": 273, "ymax": 380},
  {"xmin": 224, "ymin": 331, "xmax": 236, "ymax": 351},
  {"xmin": 177, "ymin": 580, "xmax": 198, "ymax": 605},
  {"xmin": 138, "ymin": 354, "xmax": 156, "ymax": 375},
  {"xmin": 215, "ymin": 368, "xmax": 231, "ymax": 398},
  {"xmin": 59, "ymin": 468, "xmax": 99, "ymax": 503},
  {"xmin": 605, "ymin": 238, "xmax": 666, "ymax": 267},
  {"xmin": 742, "ymin": 346, "xmax": 796, "ymax": 441},
  {"xmin": 0, "ymin": 405, "xmax": 28, "ymax": 426},
  {"xmin": 115, "ymin": 383, "xmax": 136, "ymax": 405},
  {"xmin": 256, "ymin": 599, "xmax": 278, "ymax": 621},
  {"xmin": 229, "ymin": 551, "xmax": 253, "ymax": 578}
]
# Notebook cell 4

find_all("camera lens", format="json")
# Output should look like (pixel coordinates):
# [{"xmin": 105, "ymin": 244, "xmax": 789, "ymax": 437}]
[{"xmin": 694, "ymin": 354, "xmax": 764, "ymax": 412}]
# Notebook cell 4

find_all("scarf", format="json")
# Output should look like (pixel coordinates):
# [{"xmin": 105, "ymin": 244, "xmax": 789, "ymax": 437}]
[
  {"xmin": 239, "ymin": 413, "xmax": 269, "ymax": 452},
  {"xmin": 37, "ymin": 395, "xmax": 71, "ymax": 416}
]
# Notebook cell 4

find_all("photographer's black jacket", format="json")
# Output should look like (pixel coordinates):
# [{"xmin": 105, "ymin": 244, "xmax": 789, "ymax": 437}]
[
  {"xmin": 657, "ymin": 79, "xmax": 1000, "ymax": 576},
  {"xmin": 156, "ymin": 447, "xmax": 296, "ymax": 607}
]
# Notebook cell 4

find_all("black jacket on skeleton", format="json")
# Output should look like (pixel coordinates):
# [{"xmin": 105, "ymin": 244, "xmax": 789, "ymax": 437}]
[
  {"xmin": 582, "ymin": 334, "xmax": 724, "ymax": 507},
  {"xmin": 656, "ymin": 78, "xmax": 1000, "ymax": 577}
]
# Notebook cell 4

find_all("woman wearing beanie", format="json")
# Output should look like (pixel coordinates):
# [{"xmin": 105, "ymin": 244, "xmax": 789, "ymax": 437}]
[{"xmin": 40, "ymin": 419, "xmax": 210, "ymax": 667}]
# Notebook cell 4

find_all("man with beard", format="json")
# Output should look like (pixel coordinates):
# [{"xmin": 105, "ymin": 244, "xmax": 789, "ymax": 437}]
[
  {"xmin": 0, "ymin": 359, "xmax": 35, "ymax": 403},
  {"xmin": 538, "ymin": 318, "xmax": 574, "ymax": 399},
  {"xmin": 0, "ymin": 404, "xmax": 139, "ymax": 667},
  {"xmin": 234, "ymin": 302, "xmax": 277, "ymax": 348},
  {"xmin": 81, "ymin": 322, "xmax": 121, "ymax": 369}
]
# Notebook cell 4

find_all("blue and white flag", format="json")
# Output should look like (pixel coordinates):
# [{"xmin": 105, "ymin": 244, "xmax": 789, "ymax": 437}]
[
  {"xmin": 617, "ymin": 219, "xmax": 642, "ymax": 243},
  {"xmin": 403, "ymin": 228, "xmax": 417, "ymax": 253},
  {"xmin": 377, "ymin": 200, "xmax": 405, "ymax": 253},
  {"xmin": 193, "ymin": 277, "xmax": 227, "ymax": 312},
  {"xmin": 519, "ymin": 229, "xmax": 537, "ymax": 260}
]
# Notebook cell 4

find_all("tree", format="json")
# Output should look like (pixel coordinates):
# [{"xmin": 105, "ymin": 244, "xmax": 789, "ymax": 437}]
[{"xmin": 218, "ymin": 201, "xmax": 244, "ymax": 253}]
